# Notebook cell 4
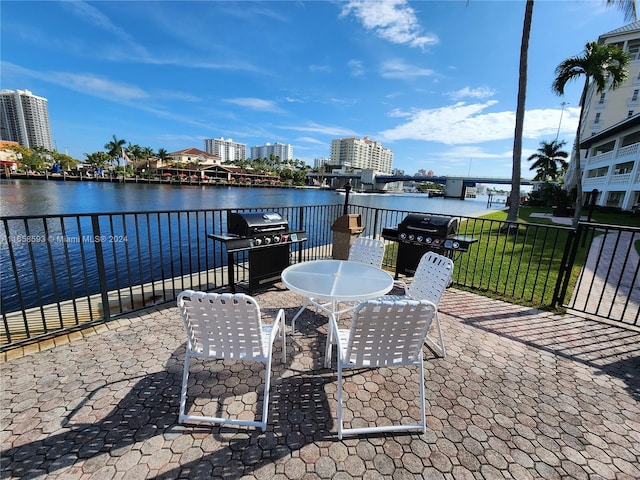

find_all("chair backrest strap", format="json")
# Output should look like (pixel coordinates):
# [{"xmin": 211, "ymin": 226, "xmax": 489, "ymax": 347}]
[
  {"xmin": 178, "ymin": 291, "xmax": 266, "ymax": 359},
  {"xmin": 345, "ymin": 299, "xmax": 436, "ymax": 367},
  {"xmin": 408, "ymin": 252, "xmax": 454, "ymax": 304}
]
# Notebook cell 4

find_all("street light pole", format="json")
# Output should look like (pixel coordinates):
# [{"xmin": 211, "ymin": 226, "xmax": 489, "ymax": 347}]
[{"xmin": 555, "ymin": 102, "xmax": 568, "ymax": 143}]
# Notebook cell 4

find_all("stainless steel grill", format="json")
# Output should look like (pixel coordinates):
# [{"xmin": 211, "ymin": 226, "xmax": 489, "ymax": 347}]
[
  {"xmin": 209, "ymin": 212, "xmax": 306, "ymax": 293},
  {"xmin": 382, "ymin": 214, "xmax": 477, "ymax": 276}
]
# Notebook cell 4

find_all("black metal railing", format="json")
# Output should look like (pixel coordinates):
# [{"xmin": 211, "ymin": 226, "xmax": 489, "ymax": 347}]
[
  {"xmin": 2, "ymin": 204, "xmax": 638, "ymax": 350},
  {"xmin": 555, "ymin": 222, "xmax": 640, "ymax": 325}
]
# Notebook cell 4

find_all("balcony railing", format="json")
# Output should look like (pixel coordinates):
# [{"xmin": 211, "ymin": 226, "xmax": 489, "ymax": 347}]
[
  {"xmin": 616, "ymin": 142, "xmax": 639, "ymax": 158},
  {"xmin": 2, "ymin": 204, "xmax": 637, "ymax": 349}
]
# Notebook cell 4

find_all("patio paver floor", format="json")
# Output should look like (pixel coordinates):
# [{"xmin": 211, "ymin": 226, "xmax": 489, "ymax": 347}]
[{"xmin": 1, "ymin": 287, "xmax": 639, "ymax": 479}]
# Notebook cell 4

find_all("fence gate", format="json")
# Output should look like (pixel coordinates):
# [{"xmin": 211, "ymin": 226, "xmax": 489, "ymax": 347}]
[{"xmin": 555, "ymin": 222, "xmax": 640, "ymax": 327}]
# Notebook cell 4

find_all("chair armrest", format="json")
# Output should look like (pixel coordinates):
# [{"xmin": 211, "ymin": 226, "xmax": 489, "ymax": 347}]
[
  {"xmin": 393, "ymin": 280, "xmax": 409, "ymax": 294},
  {"xmin": 270, "ymin": 309, "xmax": 286, "ymax": 362}
]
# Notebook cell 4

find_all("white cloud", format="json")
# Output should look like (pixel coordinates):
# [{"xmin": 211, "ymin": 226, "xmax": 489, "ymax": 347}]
[
  {"xmin": 341, "ymin": 0, "xmax": 438, "ymax": 49},
  {"xmin": 2, "ymin": 62, "xmax": 148, "ymax": 101},
  {"xmin": 447, "ymin": 86, "xmax": 496, "ymax": 101},
  {"xmin": 309, "ymin": 64, "xmax": 333, "ymax": 73},
  {"xmin": 284, "ymin": 122, "xmax": 357, "ymax": 137},
  {"xmin": 224, "ymin": 97, "xmax": 283, "ymax": 112},
  {"xmin": 380, "ymin": 103, "xmax": 580, "ymax": 145},
  {"xmin": 348, "ymin": 59, "xmax": 365, "ymax": 77},
  {"xmin": 297, "ymin": 136, "xmax": 326, "ymax": 145},
  {"xmin": 440, "ymin": 146, "xmax": 512, "ymax": 160},
  {"xmin": 380, "ymin": 59, "xmax": 434, "ymax": 79}
]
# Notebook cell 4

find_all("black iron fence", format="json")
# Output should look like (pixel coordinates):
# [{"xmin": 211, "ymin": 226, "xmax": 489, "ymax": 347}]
[
  {"xmin": 555, "ymin": 222, "xmax": 640, "ymax": 324},
  {"xmin": 2, "ymin": 204, "xmax": 638, "ymax": 350}
]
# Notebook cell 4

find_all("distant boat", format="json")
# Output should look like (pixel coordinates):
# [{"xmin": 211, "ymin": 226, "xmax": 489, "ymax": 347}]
[{"xmin": 428, "ymin": 191, "xmax": 445, "ymax": 198}]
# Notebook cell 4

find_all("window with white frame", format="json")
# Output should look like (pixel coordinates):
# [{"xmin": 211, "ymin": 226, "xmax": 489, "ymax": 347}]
[
  {"xmin": 614, "ymin": 161, "xmax": 634, "ymax": 175},
  {"xmin": 606, "ymin": 191, "xmax": 624, "ymax": 207},
  {"xmin": 587, "ymin": 167, "xmax": 609, "ymax": 178},
  {"xmin": 628, "ymin": 41, "xmax": 640, "ymax": 61},
  {"xmin": 594, "ymin": 113, "xmax": 601, "ymax": 124},
  {"xmin": 633, "ymin": 90, "xmax": 639, "ymax": 102},
  {"xmin": 599, "ymin": 93, "xmax": 606, "ymax": 104}
]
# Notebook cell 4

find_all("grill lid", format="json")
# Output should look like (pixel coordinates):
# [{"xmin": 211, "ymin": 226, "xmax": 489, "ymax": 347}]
[
  {"xmin": 228, "ymin": 212, "xmax": 288, "ymax": 236},
  {"xmin": 398, "ymin": 214, "xmax": 458, "ymax": 237}
]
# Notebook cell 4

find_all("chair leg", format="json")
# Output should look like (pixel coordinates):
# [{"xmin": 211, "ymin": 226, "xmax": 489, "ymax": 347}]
[
  {"xmin": 419, "ymin": 355, "xmax": 426, "ymax": 434},
  {"xmin": 281, "ymin": 321, "xmax": 287, "ymax": 362},
  {"xmin": 178, "ymin": 353, "xmax": 191, "ymax": 423},
  {"xmin": 260, "ymin": 357, "xmax": 272, "ymax": 432},
  {"xmin": 337, "ymin": 362, "xmax": 344, "ymax": 440},
  {"xmin": 424, "ymin": 310, "xmax": 446, "ymax": 358}
]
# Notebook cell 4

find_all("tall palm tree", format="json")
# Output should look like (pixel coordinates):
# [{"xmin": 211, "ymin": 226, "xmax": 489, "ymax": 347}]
[
  {"xmin": 553, "ymin": 42, "xmax": 630, "ymax": 227},
  {"xmin": 528, "ymin": 140, "xmax": 569, "ymax": 181},
  {"xmin": 104, "ymin": 135, "xmax": 126, "ymax": 167},
  {"xmin": 506, "ymin": 0, "xmax": 534, "ymax": 226}
]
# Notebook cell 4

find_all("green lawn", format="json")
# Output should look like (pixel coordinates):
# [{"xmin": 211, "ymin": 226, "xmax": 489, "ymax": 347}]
[{"xmin": 484, "ymin": 206, "xmax": 640, "ymax": 227}]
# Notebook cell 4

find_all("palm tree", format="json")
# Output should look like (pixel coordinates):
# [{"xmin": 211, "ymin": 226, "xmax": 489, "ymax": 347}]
[
  {"xmin": 104, "ymin": 135, "xmax": 126, "ymax": 167},
  {"xmin": 553, "ymin": 42, "xmax": 630, "ymax": 227},
  {"xmin": 607, "ymin": 0, "xmax": 637, "ymax": 19},
  {"xmin": 505, "ymin": 0, "xmax": 534, "ymax": 227},
  {"xmin": 528, "ymin": 140, "xmax": 569, "ymax": 182}
]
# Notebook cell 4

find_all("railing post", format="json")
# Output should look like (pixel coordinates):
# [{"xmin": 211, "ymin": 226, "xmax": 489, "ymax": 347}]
[
  {"xmin": 297, "ymin": 207, "xmax": 305, "ymax": 263},
  {"xmin": 551, "ymin": 224, "xmax": 581, "ymax": 309},
  {"xmin": 91, "ymin": 214, "xmax": 111, "ymax": 319}
]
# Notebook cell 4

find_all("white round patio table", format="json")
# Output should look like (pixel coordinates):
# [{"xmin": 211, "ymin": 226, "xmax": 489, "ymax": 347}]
[{"xmin": 281, "ymin": 259, "xmax": 395, "ymax": 367}]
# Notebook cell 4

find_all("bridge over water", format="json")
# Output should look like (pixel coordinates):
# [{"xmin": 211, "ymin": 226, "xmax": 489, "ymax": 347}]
[{"xmin": 307, "ymin": 171, "xmax": 534, "ymax": 197}]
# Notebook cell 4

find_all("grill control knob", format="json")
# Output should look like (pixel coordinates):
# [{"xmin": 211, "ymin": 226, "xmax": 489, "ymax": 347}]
[
  {"xmin": 425, "ymin": 237, "xmax": 432, "ymax": 244},
  {"xmin": 254, "ymin": 238, "xmax": 263, "ymax": 246},
  {"xmin": 408, "ymin": 234, "xmax": 415, "ymax": 241},
  {"xmin": 264, "ymin": 237, "xmax": 271, "ymax": 244},
  {"xmin": 273, "ymin": 235, "xmax": 281, "ymax": 243},
  {"xmin": 417, "ymin": 235, "xmax": 424, "ymax": 242},
  {"xmin": 399, "ymin": 233, "xmax": 407, "ymax": 240},
  {"xmin": 452, "ymin": 241, "xmax": 460, "ymax": 249}
]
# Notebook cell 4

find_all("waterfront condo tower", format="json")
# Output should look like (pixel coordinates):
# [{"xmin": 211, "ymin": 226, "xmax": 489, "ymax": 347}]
[
  {"xmin": 330, "ymin": 136, "xmax": 393, "ymax": 174},
  {"xmin": 204, "ymin": 137, "xmax": 247, "ymax": 163},
  {"xmin": 0, "ymin": 89, "xmax": 53, "ymax": 151},
  {"xmin": 250, "ymin": 142, "xmax": 293, "ymax": 162}
]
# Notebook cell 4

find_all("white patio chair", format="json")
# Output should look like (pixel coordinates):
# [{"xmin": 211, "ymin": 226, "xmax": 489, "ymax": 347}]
[
  {"xmin": 348, "ymin": 236, "xmax": 386, "ymax": 269},
  {"xmin": 385, "ymin": 251, "xmax": 454, "ymax": 358},
  {"xmin": 330, "ymin": 298, "xmax": 437, "ymax": 439},
  {"xmin": 177, "ymin": 290, "xmax": 286, "ymax": 431}
]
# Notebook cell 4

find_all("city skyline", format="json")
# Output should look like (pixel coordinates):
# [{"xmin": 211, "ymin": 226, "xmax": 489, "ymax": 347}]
[{"xmin": 0, "ymin": 1, "xmax": 630, "ymax": 178}]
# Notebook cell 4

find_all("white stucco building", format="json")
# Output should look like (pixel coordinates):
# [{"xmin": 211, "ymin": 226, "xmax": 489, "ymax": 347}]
[
  {"xmin": 580, "ymin": 114, "xmax": 639, "ymax": 211},
  {"xmin": 566, "ymin": 22, "xmax": 640, "ymax": 211}
]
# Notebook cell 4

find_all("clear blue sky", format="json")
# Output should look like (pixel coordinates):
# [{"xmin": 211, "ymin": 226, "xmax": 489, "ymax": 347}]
[{"xmin": 1, "ymin": 1, "xmax": 631, "ymax": 178}]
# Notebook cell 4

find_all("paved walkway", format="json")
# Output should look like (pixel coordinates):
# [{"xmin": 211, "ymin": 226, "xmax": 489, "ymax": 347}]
[{"xmin": 2, "ymin": 287, "xmax": 639, "ymax": 479}]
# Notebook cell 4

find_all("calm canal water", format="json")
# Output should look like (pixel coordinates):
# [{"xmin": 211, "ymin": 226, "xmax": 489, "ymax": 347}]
[
  {"xmin": 0, "ymin": 180, "xmax": 507, "ymax": 314},
  {"xmin": 0, "ymin": 179, "xmax": 506, "ymax": 216}
]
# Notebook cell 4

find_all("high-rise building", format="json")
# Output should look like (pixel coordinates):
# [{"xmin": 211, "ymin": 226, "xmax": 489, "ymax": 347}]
[
  {"xmin": 565, "ymin": 21, "xmax": 640, "ymax": 211},
  {"xmin": 204, "ymin": 137, "xmax": 246, "ymax": 163},
  {"xmin": 0, "ymin": 89, "xmax": 53, "ymax": 150},
  {"xmin": 313, "ymin": 157, "xmax": 331, "ymax": 169},
  {"xmin": 250, "ymin": 142, "xmax": 293, "ymax": 161},
  {"xmin": 330, "ymin": 136, "xmax": 393, "ymax": 173}
]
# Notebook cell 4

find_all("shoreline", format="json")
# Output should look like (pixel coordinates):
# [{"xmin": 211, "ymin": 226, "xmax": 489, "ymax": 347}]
[{"xmin": 0, "ymin": 173, "xmax": 302, "ymax": 189}]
